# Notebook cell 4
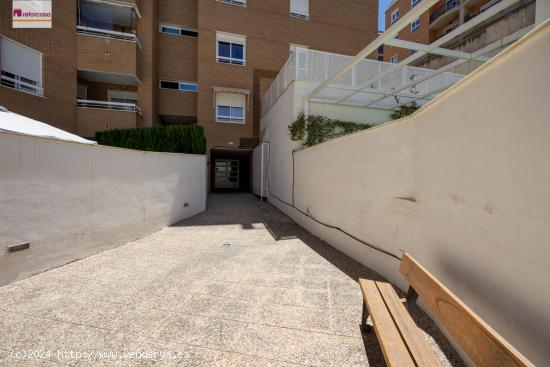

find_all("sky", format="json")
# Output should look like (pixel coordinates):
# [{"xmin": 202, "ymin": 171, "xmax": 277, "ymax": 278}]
[{"xmin": 379, "ymin": 0, "xmax": 392, "ymax": 31}]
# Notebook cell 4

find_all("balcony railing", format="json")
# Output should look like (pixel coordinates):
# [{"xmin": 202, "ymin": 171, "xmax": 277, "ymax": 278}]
[
  {"xmin": 262, "ymin": 48, "xmax": 464, "ymax": 114},
  {"xmin": 1, "ymin": 72, "xmax": 43, "ymax": 97},
  {"xmin": 76, "ymin": 26, "xmax": 142, "ymax": 49},
  {"xmin": 77, "ymin": 99, "xmax": 142, "ymax": 114},
  {"xmin": 430, "ymin": 0, "xmax": 460, "ymax": 24}
]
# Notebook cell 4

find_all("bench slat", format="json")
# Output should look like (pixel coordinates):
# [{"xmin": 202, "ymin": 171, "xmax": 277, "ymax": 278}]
[
  {"xmin": 376, "ymin": 281, "xmax": 442, "ymax": 367},
  {"xmin": 359, "ymin": 279, "xmax": 416, "ymax": 367},
  {"xmin": 399, "ymin": 253, "xmax": 535, "ymax": 367}
]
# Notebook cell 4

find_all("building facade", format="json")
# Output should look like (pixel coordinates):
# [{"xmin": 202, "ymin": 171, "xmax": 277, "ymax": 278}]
[
  {"xmin": 383, "ymin": 0, "xmax": 535, "ymax": 73},
  {"xmin": 0, "ymin": 0, "xmax": 378, "ymax": 191}
]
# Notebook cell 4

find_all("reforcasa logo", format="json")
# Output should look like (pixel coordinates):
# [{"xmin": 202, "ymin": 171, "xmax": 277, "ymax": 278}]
[{"xmin": 13, "ymin": 8, "xmax": 22, "ymax": 17}]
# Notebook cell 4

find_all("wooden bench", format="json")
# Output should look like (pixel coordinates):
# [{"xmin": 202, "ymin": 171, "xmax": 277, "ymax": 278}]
[{"xmin": 359, "ymin": 253, "xmax": 534, "ymax": 367}]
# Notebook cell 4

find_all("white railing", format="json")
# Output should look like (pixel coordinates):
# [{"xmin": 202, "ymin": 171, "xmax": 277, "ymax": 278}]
[
  {"xmin": 76, "ymin": 25, "xmax": 143, "ymax": 49},
  {"xmin": 1, "ymin": 73, "xmax": 43, "ymax": 96},
  {"xmin": 77, "ymin": 99, "xmax": 142, "ymax": 114},
  {"xmin": 262, "ymin": 48, "xmax": 464, "ymax": 114},
  {"xmin": 262, "ymin": 52, "xmax": 297, "ymax": 115}
]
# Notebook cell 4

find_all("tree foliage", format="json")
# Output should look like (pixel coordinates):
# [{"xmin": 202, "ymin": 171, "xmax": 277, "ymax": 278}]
[{"xmin": 390, "ymin": 102, "xmax": 420, "ymax": 120}]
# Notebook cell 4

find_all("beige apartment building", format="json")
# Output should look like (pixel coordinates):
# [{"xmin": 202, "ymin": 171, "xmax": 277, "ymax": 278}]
[
  {"xmin": 383, "ymin": 0, "xmax": 535, "ymax": 73},
  {"xmin": 0, "ymin": 0, "xmax": 378, "ymax": 191}
]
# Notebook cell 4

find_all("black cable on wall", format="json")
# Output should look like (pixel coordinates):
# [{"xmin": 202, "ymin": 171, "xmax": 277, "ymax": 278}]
[{"xmin": 262, "ymin": 141, "xmax": 401, "ymax": 261}]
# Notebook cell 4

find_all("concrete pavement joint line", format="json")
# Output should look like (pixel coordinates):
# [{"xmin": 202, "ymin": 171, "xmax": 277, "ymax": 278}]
[
  {"xmin": 133, "ymin": 335, "xmax": 314, "ymax": 367},
  {"xmin": 170, "ymin": 310, "xmax": 364, "ymax": 341},
  {"xmin": 0, "ymin": 307, "xmax": 115, "ymax": 333}
]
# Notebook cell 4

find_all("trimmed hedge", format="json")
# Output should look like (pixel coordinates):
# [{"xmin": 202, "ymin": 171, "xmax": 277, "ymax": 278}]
[{"xmin": 95, "ymin": 125, "xmax": 206, "ymax": 154}]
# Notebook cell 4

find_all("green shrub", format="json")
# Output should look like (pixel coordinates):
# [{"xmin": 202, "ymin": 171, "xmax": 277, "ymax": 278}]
[
  {"xmin": 390, "ymin": 102, "xmax": 420, "ymax": 120},
  {"xmin": 95, "ymin": 124, "xmax": 206, "ymax": 154},
  {"xmin": 288, "ymin": 114, "xmax": 372, "ymax": 147}
]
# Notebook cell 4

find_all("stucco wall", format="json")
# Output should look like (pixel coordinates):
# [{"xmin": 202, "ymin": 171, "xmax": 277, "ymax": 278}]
[
  {"xmin": 0, "ymin": 134, "xmax": 207, "ymax": 286},
  {"xmin": 259, "ymin": 21, "xmax": 550, "ymax": 365}
]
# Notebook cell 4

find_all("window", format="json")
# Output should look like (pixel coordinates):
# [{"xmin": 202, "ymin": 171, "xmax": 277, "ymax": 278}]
[
  {"xmin": 160, "ymin": 80, "xmax": 198, "ymax": 92},
  {"xmin": 78, "ymin": 0, "xmax": 137, "ymax": 33},
  {"xmin": 216, "ymin": 32, "xmax": 246, "ymax": 65},
  {"xmin": 160, "ymin": 25, "xmax": 198, "ymax": 38},
  {"xmin": 290, "ymin": 0, "xmax": 309, "ymax": 19},
  {"xmin": 411, "ymin": 18, "xmax": 420, "ymax": 32},
  {"xmin": 0, "ymin": 37, "xmax": 43, "ymax": 96},
  {"xmin": 411, "ymin": 0, "xmax": 421, "ymax": 7},
  {"xmin": 390, "ymin": 54, "xmax": 398, "ymax": 64},
  {"xmin": 108, "ymin": 90, "xmax": 138, "ymax": 104},
  {"xmin": 218, "ymin": 0, "xmax": 246, "ymax": 6},
  {"xmin": 391, "ymin": 9, "xmax": 399, "ymax": 25},
  {"xmin": 216, "ymin": 92, "xmax": 246, "ymax": 123},
  {"xmin": 377, "ymin": 44, "xmax": 384, "ymax": 61}
]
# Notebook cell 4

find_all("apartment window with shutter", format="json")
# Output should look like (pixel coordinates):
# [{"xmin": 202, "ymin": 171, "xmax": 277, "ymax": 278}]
[
  {"xmin": 391, "ymin": 9, "xmax": 399, "ymax": 25},
  {"xmin": 411, "ymin": 18, "xmax": 420, "ymax": 32},
  {"xmin": 0, "ymin": 37, "xmax": 43, "ymax": 96},
  {"xmin": 218, "ymin": 0, "xmax": 246, "ymax": 6},
  {"xmin": 290, "ymin": 0, "xmax": 309, "ymax": 19},
  {"xmin": 216, "ymin": 32, "xmax": 246, "ymax": 65},
  {"xmin": 216, "ymin": 92, "xmax": 246, "ymax": 123}
]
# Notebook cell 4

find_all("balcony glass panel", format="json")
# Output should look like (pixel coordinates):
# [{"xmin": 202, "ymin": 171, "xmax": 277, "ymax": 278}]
[{"xmin": 78, "ymin": 0, "xmax": 136, "ymax": 33}]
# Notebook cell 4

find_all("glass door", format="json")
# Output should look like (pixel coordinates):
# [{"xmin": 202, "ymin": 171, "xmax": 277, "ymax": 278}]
[{"xmin": 215, "ymin": 159, "xmax": 240, "ymax": 189}]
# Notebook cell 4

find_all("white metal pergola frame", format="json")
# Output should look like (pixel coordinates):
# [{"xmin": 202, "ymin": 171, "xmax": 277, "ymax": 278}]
[{"xmin": 303, "ymin": 0, "xmax": 527, "ymax": 115}]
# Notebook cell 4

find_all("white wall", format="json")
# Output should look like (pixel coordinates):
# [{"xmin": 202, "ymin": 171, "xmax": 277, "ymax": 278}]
[
  {"xmin": 536, "ymin": 0, "xmax": 550, "ymax": 25},
  {"xmin": 0, "ymin": 133, "xmax": 207, "ymax": 285},
  {"xmin": 310, "ymin": 101, "xmax": 393, "ymax": 125},
  {"xmin": 260, "ymin": 21, "xmax": 550, "ymax": 366}
]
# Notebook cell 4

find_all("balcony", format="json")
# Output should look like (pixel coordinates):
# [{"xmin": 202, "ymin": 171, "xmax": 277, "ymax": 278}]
[
  {"xmin": 77, "ymin": 33, "xmax": 141, "ymax": 80},
  {"xmin": 76, "ymin": 0, "xmax": 141, "ymax": 78},
  {"xmin": 76, "ymin": 103, "xmax": 141, "ymax": 137},
  {"xmin": 76, "ymin": 70, "xmax": 141, "ymax": 137},
  {"xmin": 430, "ymin": 0, "xmax": 461, "ymax": 29}
]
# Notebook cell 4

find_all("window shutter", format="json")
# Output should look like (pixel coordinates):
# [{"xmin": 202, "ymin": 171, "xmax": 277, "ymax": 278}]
[
  {"xmin": 216, "ymin": 32, "xmax": 246, "ymax": 46},
  {"xmin": 216, "ymin": 92, "xmax": 246, "ymax": 108},
  {"xmin": 0, "ymin": 37, "xmax": 42, "ymax": 84},
  {"xmin": 291, "ymin": 0, "xmax": 309, "ymax": 16}
]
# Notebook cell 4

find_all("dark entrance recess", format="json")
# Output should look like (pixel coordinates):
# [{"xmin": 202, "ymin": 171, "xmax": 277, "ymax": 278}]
[{"xmin": 210, "ymin": 148, "xmax": 252, "ymax": 192}]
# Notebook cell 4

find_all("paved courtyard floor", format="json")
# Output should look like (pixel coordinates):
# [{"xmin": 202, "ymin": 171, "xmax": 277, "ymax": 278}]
[{"xmin": 0, "ymin": 194, "xmax": 463, "ymax": 366}]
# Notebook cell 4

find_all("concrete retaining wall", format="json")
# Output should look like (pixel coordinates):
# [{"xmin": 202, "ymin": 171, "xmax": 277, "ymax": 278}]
[
  {"xmin": 0, "ymin": 133, "xmax": 207, "ymax": 286},
  {"xmin": 259, "ymin": 22, "xmax": 550, "ymax": 365}
]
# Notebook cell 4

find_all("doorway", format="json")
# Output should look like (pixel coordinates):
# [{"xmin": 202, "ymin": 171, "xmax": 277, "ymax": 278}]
[
  {"xmin": 210, "ymin": 148, "xmax": 252, "ymax": 192},
  {"xmin": 214, "ymin": 159, "xmax": 240, "ymax": 189}
]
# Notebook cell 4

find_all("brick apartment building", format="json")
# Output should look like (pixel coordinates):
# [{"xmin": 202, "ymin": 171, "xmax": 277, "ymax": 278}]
[
  {"xmin": 383, "ymin": 0, "xmax": 535, "ymax": 73},
  {"xmin": 0, "ymin": 0, "xmax": 378, "ymax": 191}
]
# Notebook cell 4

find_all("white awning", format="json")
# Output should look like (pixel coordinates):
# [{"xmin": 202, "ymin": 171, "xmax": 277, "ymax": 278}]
[{"xmin": 0, "ymin": 108, "xmax": 97, "ymax": 145}]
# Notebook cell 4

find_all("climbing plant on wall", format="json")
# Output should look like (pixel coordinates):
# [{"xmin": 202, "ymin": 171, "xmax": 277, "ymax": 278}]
[{"xmin": 288, "ymin": 114, "xmax": 372, "ymax": 147}]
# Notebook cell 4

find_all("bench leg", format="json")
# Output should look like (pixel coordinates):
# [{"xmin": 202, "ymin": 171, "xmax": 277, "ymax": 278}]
[
  {"xmin": 361, "ymin": 301, "xmax": 371, "ymax": 333},
  {"xmin": 405, "ymin": 286, "xmax": 419, "ymax": 310}
]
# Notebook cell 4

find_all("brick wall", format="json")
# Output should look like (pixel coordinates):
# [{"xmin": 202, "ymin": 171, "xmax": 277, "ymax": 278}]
[
  {"xmin": 77, "ymin": 34, "xmax": 140, "ymax": 79},
  {"xmin": 197, "ymin": 0, "xmax": 379, "ymax": 150},
  {"xmin": 0, "ymin": 0, "xmax": 77, "ymax": 133}
]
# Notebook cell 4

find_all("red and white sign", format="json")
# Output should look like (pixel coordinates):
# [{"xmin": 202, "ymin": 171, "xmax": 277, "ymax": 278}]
[{"xmin": 13, "ymin": 0, "xmax": 52, "ymax": 28}]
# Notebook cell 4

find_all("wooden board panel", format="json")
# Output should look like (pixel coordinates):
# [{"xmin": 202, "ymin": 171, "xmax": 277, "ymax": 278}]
[
  {"xmin": 359, "ymin": 278, "xmax": 416, "ymax": 367},
  {"xmin": 399, "ymin": 253, "xmax": 535, "ymax": 367},
  {"xmin": 376, "ymin": 281, "xmax": 442, "ymax": 367}
]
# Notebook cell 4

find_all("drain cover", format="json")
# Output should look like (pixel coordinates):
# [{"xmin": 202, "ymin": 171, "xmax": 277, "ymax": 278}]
[{"xmin": 222, "ymin": 243, "xmax": 232, "ymax": 248}]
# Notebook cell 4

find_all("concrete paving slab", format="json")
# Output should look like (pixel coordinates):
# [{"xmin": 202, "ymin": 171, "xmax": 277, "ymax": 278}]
[{"xmin": 0, "ymin": 194, "xmax": 465, "ymax": 366}]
